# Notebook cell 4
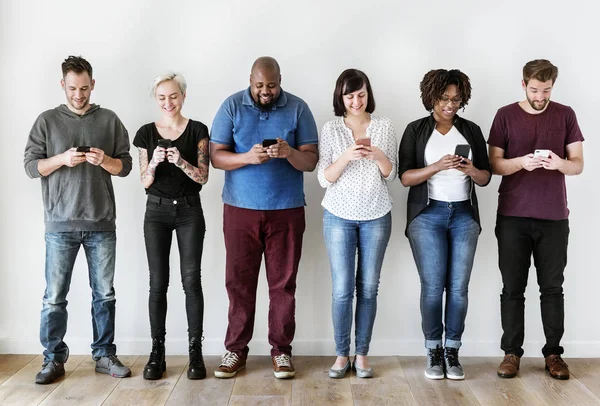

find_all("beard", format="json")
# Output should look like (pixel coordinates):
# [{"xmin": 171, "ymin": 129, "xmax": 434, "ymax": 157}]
[
  {"xmin": 255, "ymin": 94, "xmax": 278, "ymax": 111},
  {"xmin": 527, "ymin": 96, "xmax": 549, "ymax": 111},
  {"xmin": 69, "ymin": 98, "xmax": 89, "ymax": 111}
]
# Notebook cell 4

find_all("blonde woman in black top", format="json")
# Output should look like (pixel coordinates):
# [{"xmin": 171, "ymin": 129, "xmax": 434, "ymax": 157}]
[{"xmin": 133, "ymin": 72, "xmax": 209, "ymax": 380}]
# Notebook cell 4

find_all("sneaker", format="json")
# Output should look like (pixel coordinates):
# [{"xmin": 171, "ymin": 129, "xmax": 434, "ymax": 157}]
[
  {"xmin": 95, "ymin": 355, "xmax": 132, "ymax": 378},
  {"xmin": 214, "ymin": 351, "xmax": 245, "ymax": 378},
  {"xmin": 425, "ymin": 346, "xmax": 444, "ymax": 380},
  {"xmin": 444, "ymin": 347, "xmax": 464, "ymax": 380},
  {"xmin": 272, "ymin": 354, "xmax": 295, "ymax": 379},
  {"xmin": 35, "ymin": 360, "xmax": 65, "ymax": 384}
]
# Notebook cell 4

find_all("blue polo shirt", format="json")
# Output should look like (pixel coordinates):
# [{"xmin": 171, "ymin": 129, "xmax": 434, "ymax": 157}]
[{"xmin": 211, "ymin": 87, "xmax": 318, "ymax": 210}]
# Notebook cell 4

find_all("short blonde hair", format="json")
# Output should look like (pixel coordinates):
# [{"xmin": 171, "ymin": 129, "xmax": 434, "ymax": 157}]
[{"xmin": 151, "ymin": 72, "xmax": 187, "ymax": 97}]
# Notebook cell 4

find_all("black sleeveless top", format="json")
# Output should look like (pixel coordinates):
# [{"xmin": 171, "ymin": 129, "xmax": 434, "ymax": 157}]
[{"xmin": 133, "ymin": 119, "xmax": 208, "ymax": 198}]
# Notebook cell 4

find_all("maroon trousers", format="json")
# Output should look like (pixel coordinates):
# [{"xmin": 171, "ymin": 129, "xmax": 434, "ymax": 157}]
[{"xmin": 223, "ymin": 204, "xmax": 305, "ymax": 358}]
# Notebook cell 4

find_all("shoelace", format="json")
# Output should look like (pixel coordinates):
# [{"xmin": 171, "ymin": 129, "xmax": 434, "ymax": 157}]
[
  {"xmin": 428, "ymin": 348, "xmax": 443, "ymax": 367},
  {"xmin": 445, "ymin": 349, "xmax": 460, "ymax": 368},
  {"xmin": 42, "ymin": 360, "xmax": 60, "ymax": 370},
  {"xmin": 107, "ymin": 354, "xmax": 122, "ymax": 366},
  {"xmin": 220, "ymin": 351, "xmax": 240, "ymax": 368},
  {"xmin": 549, "ymin": 356, "xmax": 568, "ymax": 368},
  {"xmin": 273, "ymin": 354, "xmax": 291, "ymax": 368}
]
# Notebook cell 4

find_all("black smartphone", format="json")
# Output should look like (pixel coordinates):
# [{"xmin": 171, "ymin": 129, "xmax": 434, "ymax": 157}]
[
  {"xmin": 454, "ymin": 144, "xmax": 471, "ymax": 159},
  {"xmin": 76, "ymin": 146, "xmax": 91, "ymax": 152},
  {"xmin": 262, "ymin": 139, "xmax": 278, "ymax": 147},
  {"xmin": 158, "ymin": 139, "xmax": 173, "ymax": 149}
]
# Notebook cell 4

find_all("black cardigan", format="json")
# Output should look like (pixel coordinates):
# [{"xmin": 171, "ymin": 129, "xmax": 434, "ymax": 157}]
[{"xmin": 398, "ymin": 114, "xmax": 491, "ymax": 236}]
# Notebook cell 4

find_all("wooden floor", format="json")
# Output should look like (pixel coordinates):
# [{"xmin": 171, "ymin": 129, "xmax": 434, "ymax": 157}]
[{"xmin": 1, "ymin": 355, "xmax": 600, "ymax": 405}]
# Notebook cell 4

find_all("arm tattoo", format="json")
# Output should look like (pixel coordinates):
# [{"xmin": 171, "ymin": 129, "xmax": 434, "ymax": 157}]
[
  {"xmin": 176, "ymin": 138, "xmax": 209, "ymax": 185},
  {"xmin": 138, "ymin": 148, "xmax": 156, "ymax": 182}
]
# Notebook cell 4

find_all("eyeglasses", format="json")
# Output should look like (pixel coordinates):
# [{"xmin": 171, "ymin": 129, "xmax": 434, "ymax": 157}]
[{"xmin": 439, "ymin": 96, "xmax": 462, "ymax": 105}]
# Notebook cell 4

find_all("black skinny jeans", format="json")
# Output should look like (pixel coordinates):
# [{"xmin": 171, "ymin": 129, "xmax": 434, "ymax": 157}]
[
  {"xmin": 144, "ymin": 194, "xmax": 205, "ymax": 339},
  {"xmin": 495, "ymin": 214, "xmax": 569, "ymax": 358}
]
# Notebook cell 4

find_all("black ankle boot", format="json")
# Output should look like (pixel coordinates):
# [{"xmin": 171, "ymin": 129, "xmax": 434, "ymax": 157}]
[
  {"xmin": 143, "ymin": 337, "xmax": 166, "ymax": 380},
  {"xmin": 187, "ymin": 336, "xmax": 206, "ymax": 379}
]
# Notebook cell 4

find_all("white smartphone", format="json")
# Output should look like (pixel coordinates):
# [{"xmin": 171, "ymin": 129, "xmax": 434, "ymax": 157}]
[{"xmin": 534, "ymin": 149, "xmax": 550, "ymax": 158}]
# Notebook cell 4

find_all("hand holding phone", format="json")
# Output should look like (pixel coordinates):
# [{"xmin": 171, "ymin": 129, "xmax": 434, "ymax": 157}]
[{"xmin": 76, "ymin": 146, "xmax": 91, "ymax": 153}]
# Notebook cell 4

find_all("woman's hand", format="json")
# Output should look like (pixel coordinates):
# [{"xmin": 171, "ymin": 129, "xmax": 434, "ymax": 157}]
[
  {"xmin": 150, "ymin": 146, "xmax": 166, "ymax": 167},
  {"xmin": 167, "ymin": 147, "xmax": 183, "ymax": 167},
  {"xmin": 434, "ymin": 154, "xmax": 463, "ymax": 172},
  {"xmin": 341, "ymin": 144, "xmax": 368, "ymax": 163}
]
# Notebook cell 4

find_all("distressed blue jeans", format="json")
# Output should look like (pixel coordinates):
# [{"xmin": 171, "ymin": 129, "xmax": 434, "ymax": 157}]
[
  {"xmin": 40, "ymin": 231, "xmax": 117, "ymax": 363},
  {"xmin": 407, "ymin": 200, "xmax": 480, "ymax": 350},
  {"xmin": 323, "ymin": 209, "xmax": 392, "ymax": 356}
]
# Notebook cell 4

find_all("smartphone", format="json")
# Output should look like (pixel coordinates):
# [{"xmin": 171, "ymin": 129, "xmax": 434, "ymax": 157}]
[
  {"xmin": 534, "ymin": 149, "xmax": 550, "ymax": 158},
  {"xmin": 158, "ymin": 139, "xmax": 173, "ymax": 149},
  {"xmin": 76, "ymin": 146, "xmax": 91, "ymax": 153},
  {"xmin": 454, "ymin": 144, "xmax": 471, "ymax": 159},
  {"xmin": 262, "ymin": 139, "xmax": 278, "ymax": 147},
  {"xmin": 355, "ymin": 138, "xmax": 371, "ymax": 147}
]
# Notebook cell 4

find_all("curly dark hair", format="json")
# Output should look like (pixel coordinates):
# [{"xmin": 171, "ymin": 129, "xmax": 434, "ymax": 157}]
[
  {"xmin": 419, "ymin": 69, "xmax": 471, "ymax": 111},
  {"xmin": 61, "ymin": 55, "xmax": 93, "ymax": 79}
]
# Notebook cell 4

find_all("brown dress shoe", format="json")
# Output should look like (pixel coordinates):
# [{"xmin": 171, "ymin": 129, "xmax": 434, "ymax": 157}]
[
  {"xmin": 497, "ymin": 354, "xmax": 520, "ymax": 378},
  {"xmin": 545, "ymin": 354, "xmax": 569, "ymax": 380}
]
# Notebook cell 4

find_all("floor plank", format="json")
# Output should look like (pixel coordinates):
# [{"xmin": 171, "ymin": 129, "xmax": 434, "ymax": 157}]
[
  {"xmin": 102, "ymin": 355, "xmax": 187, "ymax": 406},
  {"xmin": 461, "ymin": 357, "xmax": 543, "ymax": 405},
  {"xmin": 229, "ymin": 355, "xmax": 293, "ymax": 406},
  {"xmin": 350, "ymin": 356, "xmax": 416, "ymax": 406},
  {"xmin": 165, "ymin": 355, "xmax": 234, "ymax": 406},
  {"xmin": 0, "ymin": 354, "xmax": 37, "ymax": 385},
  {"xmin": 0, "ymin": 354, "xmax": 86, "ymax": 406},
  {"xmin": 568, "ymin": 358, "xmax": 600, "ymax": 400},
  {"xmin": 518, "ymin": 357, "xmax": 600, "ymax": 405},
  {"xmin": 399, "ymin": 356, "xmax": 479, "ymax": 406},
  {"xmin": 39, "ymin": 355, "xmax": 139, "ymax": 406},
  {"xmin": 291, "ymin": 356, "xmax": 353, "ymax": 406}
]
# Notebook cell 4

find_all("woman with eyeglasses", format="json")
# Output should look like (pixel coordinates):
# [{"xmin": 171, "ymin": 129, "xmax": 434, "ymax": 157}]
[
  {"xmin": 317, "ymin": 69, "xmax": 396, "ymax": 379},
  {"xmin": 398, "ymin": 69, "xmax": 491, "ymax": 380}
]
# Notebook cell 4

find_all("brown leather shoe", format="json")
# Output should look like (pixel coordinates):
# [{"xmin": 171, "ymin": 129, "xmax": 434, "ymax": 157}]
[
  {"xmin": 545, "ymin": 354, "xmax": 570, "ymax": 380},
  {"xmin": 497, "ymin": 354, "xmax": 520, "ymax": 378}
]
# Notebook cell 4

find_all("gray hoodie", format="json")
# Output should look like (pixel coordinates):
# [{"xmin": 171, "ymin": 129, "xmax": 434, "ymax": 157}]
[{"xmin": 24, "ymin": 104, "xmax": 132, "ymax": 232}]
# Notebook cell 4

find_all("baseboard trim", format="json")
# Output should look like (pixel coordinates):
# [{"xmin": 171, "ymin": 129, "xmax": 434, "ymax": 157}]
[{"xmin": 1, "ymin": 338, "xmax": 599, "ymax": 357}]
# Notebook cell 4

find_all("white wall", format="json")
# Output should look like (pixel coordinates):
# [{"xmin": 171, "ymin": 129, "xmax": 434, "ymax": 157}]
[{"xmin": 1, "ymin": 0, "xmax": 598, "ymax": 358}]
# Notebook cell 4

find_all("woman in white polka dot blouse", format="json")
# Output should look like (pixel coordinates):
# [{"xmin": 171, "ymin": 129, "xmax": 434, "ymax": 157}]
[{"xmin": 317, "ymin": 69, "xmax": 397, "ymax": 379}]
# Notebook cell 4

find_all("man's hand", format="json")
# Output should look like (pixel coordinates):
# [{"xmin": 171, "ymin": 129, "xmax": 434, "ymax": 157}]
[
  {"xmin": 539, "ymin": 151, "xmax": 565, "ymax": 171},
  {"xmin": 266, "ymin": 138, "xmax": 292, "ymax": 159},
  {"xmin": 520, "ymin": 153, "xmax": 543, "ymax": 172},
  {"xmin": 245, "ymin": 144, "xmax": 270, "ymax": 164},
  {"xmin": 62, "ymin": 148, "xmax": 87, "ymax": 167},
  {"xmin": 85, "ymin": 147, "xmax": 106, "ymax": 166}
]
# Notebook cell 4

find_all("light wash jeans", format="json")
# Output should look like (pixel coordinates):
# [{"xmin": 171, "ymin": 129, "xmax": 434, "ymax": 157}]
[
  {"xmin": 323, "ymin": 209, "xmax": 391, "ymax": 356},
  {"xmin": 407, "ymin": 200, "xmax": 480, "ymax": 350},
  {"xmin": 40, "ymin": 231, "xmax": 117, "ymax": 363}
]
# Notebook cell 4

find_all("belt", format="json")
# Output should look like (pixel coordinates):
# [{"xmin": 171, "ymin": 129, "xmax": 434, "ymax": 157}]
[{"xmin": 147, "ymin": 194, "xmax": 200, "ymax": 206}]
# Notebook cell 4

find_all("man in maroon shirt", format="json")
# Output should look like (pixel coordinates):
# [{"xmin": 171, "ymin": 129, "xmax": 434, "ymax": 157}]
[{"xmin": 488, "ymin": 59, "xmax": 584, "ymax": 380}]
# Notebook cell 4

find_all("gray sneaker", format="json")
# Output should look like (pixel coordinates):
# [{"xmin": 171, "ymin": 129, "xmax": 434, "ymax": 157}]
[
  {"xmin": 95, "ymin": 355, "xmax": 132, "ymax": 378},
  {"xmin": 425, "ymin": 346, "xmax": 444, "ymax": 380},
  {"xmin": 444, "ymin": 347, "xmax": 464, "ymax": 380}
]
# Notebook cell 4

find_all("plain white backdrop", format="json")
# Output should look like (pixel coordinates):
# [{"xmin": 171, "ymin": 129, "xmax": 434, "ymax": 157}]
[{"xmin": 0, "ymin": 0, "xmax": 597, "ymax": 358}]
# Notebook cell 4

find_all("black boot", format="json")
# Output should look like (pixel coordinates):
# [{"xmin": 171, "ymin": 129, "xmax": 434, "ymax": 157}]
[
  {"xmin": 187, "ymin": 336, "xmax": 206, "ymax": 379},
  {"xmin": 143, "ymin": 338, "xmax": 166, "ymax": 380}
]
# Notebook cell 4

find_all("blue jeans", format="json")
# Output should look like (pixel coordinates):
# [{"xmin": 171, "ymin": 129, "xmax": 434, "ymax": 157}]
[
  {"xmin": 41, "ymin": 231, "xmax": 117, "ymax": 363},
  {"xmin": 323, "ymin": 209, "xmax": 392, "ymax": 357},
  {"xmin": 407, "ymin": 200, "xmax": 480, "ymax": 350}
]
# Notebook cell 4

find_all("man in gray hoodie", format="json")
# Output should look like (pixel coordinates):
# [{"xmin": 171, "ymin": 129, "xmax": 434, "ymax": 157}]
[{"xmin": 24, "ymin": 55, "xmax": 133, "ymax": 384}]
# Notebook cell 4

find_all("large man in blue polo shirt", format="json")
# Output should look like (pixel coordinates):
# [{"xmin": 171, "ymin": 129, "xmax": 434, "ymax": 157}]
[{"xmin": 210, "ymin": 56, "xmax": 318, "ymax": 379}]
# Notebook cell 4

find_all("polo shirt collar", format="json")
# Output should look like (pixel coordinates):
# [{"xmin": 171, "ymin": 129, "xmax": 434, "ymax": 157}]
[{"xmin": 242, "ymin": 87, "xmax": 288, "ymax": 110}]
